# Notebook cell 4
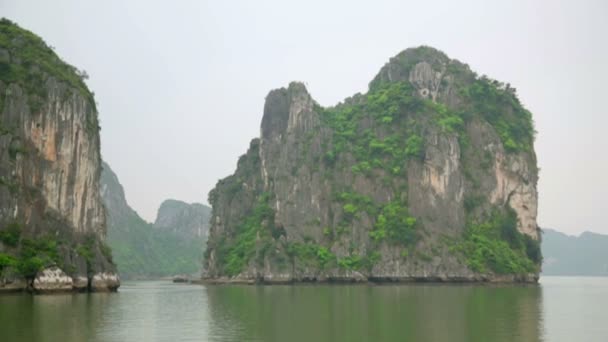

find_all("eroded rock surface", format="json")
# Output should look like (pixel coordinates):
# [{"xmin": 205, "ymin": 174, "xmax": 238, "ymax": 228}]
[
  {"xmin": 33, "ymin": 266, "xmax": 72, "ymax": 292},
  {"xmin": 90, "ymin": 272, "xmax": 120, "ymax": 292},
  {"xmin": 204, "ymin": 46, "xmax": 540, "ymax": 284},
  {"xmin": 0, "ymin": 19, "xmax": 118, "ymax": 292}
]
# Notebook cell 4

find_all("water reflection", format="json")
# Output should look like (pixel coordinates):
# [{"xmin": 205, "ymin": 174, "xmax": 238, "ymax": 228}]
[
  {"xmin": 92, "ymin": 281, "xmax": 212, "ymax": 341},
  {"xmin": 0, "ymin": 281, "xmax": 548, "ymax": 342},
  {"xmin": 0, "ymin": 282, "xmax": 214, "ymax": 342},
  {"xmin": 205, "ymin": 284, "xmax": 543, "ymax": 342},
  {"xmin": 4, "ymin": 278, "xmax": 608, "ymax": 341},
  {"xmin": 0, "ymin": 292, "xmax": 111, "ymax": 342}
]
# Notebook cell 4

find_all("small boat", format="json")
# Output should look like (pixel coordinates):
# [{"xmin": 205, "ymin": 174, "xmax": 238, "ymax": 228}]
[{"xmin": 172, "ymin": 275, "xmax": 190, "ymax": 283}]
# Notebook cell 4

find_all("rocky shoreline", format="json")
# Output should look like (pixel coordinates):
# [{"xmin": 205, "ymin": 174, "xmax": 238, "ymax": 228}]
[
  {"xmin": 0, "ymin": 266, "xmax": 119, "ymax": 294},
  {"xmin": 201, "ymin": 273, "xmax": 539, "ymax": 285}
]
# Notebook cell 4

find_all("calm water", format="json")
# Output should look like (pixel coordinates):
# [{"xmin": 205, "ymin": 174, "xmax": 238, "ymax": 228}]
[{"xmin": 0, "ymin": 277, "xmax": 606, "ymax": 342}]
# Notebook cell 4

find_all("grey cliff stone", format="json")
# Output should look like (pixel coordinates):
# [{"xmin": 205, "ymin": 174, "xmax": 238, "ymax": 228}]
[
  {"xmin": 154, "ymin": 199, "xmax": 211, "ymax": 240},
  {"xmin": 32, "ymin": 266, "xmax": 73, "ymax": 292},
  {"xmin": 0, "ymin": 19, "xmax": 118, "ymax": 293},
  {"xmin": 203, "ymin": 47, "xmax": 540, "ymax": 284}
]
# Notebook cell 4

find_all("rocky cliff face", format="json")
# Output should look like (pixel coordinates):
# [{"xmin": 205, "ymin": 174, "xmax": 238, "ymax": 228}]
[
  {"xmin": 154, "ymin": 199, "xmax": 211, "ymax": 240},
  {"xmin": 100, "ymin": 161, "xmax": 140, "ymax": 228},
  {"xmin": 204, "ymin": 46, "xmax": 541, "ymax": 283},
  {"xmin": 0, "ymin": 19, "xmax": 118, "ymax": 292}
]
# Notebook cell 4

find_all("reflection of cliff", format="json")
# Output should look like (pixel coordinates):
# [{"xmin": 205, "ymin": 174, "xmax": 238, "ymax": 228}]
[
  {"xmin": 0, "ymin": 293, "xmax": 111, "ymax": 342},
  {"xmin": 204, "ymin": 284, "xmax": 542, "ymax": 342}
]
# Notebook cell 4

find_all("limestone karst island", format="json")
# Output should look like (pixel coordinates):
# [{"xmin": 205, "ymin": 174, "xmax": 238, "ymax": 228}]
[{"xmin": 203, "ymin": 47, "xmax": 541, "ymax": 283}]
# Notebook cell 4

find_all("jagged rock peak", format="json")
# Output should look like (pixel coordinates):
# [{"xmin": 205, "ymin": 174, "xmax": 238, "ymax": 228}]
[
  {"xmin": 370, "ymin": 46, "xmax": 475, "ymax": 106},
  {"xmin": 100, "ymin": 162, "xmax": 139, "ymax": 221},
  {"xmin": 261, "ymin": 81, "xmax": 318, "ymax": 140},
  {"xmin": 204, "ymin": 46, "xmax": 539, "ymax": 284},
  {"xmin": 154, "ymin": 199, "xmax": 211, "ymax": 239}
]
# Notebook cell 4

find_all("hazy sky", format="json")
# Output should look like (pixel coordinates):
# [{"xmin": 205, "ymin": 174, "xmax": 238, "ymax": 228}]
[{"xmin": 1, "ymin": 0, "xmax": 606, "ymax": 234}]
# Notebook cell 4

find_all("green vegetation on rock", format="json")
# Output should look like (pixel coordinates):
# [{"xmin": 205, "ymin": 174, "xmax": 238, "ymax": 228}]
[
  {"xmin": 320, "ymin": 82, "xmax": 426, "ymax": 175},
  {"xmin": 0, "ymin": 253, "xmax": 16, "ymax": 275},
  {"xmin": 0, "ymin": 18, "xmax": 95, "ymax": 112},
  {"xmin": 205, "ymin": 46, "xmax": 540, "ymax": 282},
  {"xmin": 370, "ymin": 200, "xmax": 417, "ymax": 246},
  {"xmin": 0, "ymin": 223, "xmax": 64, "ymax": 278},
  {"xmin": 456, "ymin": 209, "xmax": 540, "ymax": 274},
  {"xmin": 75, "ymin": 235, "xmax": 96, "ymax": 270},
  {"xmin": 0, "ymin": 222, "xmax": 21, "ymax": 247},
  {"xmin": 17, "ymin": 236, "xmax": 60, "ymax": 278},
  {"xmin": 287, "ymin": 242, "xmax": 336, "ymax": 269},
  {"xmin": 214, "ymin": 193, "xmax": 275, "ymax": 276},
  {"xmin": 463, "ymin": 76, "xmax": 535, "ymax": 153}
]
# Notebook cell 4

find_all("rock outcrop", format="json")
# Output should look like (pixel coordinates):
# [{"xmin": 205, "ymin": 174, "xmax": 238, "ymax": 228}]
[
  {"xmin": 154, "ymin": 199, "xmax": 211, "ymax": 240},
  {"xmin": 32, "ymin": 266, "xmax": 73, "ymax": 292},
  {"xmin": 0, "ymin": 19, "xmax": 118, "ymax": 292},
  {"xmin": 204, "ymin": 46, "xmax": 541, "ymax": 283}
]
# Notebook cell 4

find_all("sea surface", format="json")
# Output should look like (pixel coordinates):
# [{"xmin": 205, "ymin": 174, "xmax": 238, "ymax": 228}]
[{"xmin": 0, "ymin": 276, "xmax": 606, "ymax": 342}]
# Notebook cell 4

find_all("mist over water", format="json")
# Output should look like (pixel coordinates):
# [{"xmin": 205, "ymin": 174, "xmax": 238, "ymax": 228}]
[{"xmin": 1, "ymin": 277, "xmax": 606, "ymax": 342}]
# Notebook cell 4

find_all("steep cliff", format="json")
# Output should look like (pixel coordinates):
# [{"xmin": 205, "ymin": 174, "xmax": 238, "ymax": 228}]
[
  {"xmin": 0, "ymin": 19, "xmax": 118, "ymax": 292},
  {"xmin": 154, "ymin": 199, "xmax": 211, "ymax": 240},
  {"xmin": 102, "ymin": 162, "xmax": 206, "ymax": 278},
  {"xmin": 204, "ymin": 46, "xmax": 541, "ymax": 283}
]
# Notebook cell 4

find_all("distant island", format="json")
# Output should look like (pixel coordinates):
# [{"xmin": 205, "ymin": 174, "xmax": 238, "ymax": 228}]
[
  {"xmin": 541, "ymin": 229, "xmax": 608, "ymax": 276},
  {"xmin": 101, "ymin": 162, "xmax": 210, "ymax": 279}
]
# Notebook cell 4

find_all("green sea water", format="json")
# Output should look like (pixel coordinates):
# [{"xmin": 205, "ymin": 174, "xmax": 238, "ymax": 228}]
[{"xmin": 0, "ymin": 276, "xmax": 606, "ymax": 341}]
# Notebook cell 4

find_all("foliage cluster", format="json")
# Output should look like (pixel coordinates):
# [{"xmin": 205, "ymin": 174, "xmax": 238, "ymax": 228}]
[
  {"xmin": 0, "ymin": 224, "xmax": 62, "ymax": 279},
  {"xmin": 463, "ymin": 76, "xmax": 535, "ymax": 152},
  {"xmin": 0, "ymin": 223, "xmax": 113, "ymax": 278},
  {"xmin": 337, "ymin": 254, "xmax": 363, "ymax": 270},
  {"xmin": 0, "ymin": 252, "xmax": 16, "ymax": 274},
  {"xmin": 0, "ymin": 222, "xmax": 21, "ymax": 247},
  {"xmin": 334, "ymin": 190, "xmax": 418, "ymax": 249},
  {"xmin": 17, "ymin": 236, "xmax": 61, "ymax": 277},
  {"xmin": 76, "ymin": 235, "xmax": 96, "ymax": 270},
  {"xmin": 286, "ymin": 241, "xmax": 379, "ymax": 272},
  {"xmin": 286, "ymin": 242, "xmax": 335, "ymax": 269},
  {"xmin": 336, "ymin": 191, "xmax": 376, "ymax": 221},
  {"xmin": 320, "ymin": 82, "xmax": 425, "ymax": 176},
  {"xmin": 369, "ymin": 200, "xmax": 417, "ymax": 246},
  {"xmin": 456, "ymin": 209, "xmax": 540, "ymax": 274},
  {"xmin": 0, "ymin": 18, "xmax": 95, "ymax": 112},
  {"xmin": 214, "ymin": 193, "xmax": 275, "ymax": 276}
]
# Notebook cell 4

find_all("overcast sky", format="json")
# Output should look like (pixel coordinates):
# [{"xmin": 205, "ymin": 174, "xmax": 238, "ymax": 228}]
[{"xmin": 1, "ymin": 0, "xmax": 606, "ymax": 235}]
